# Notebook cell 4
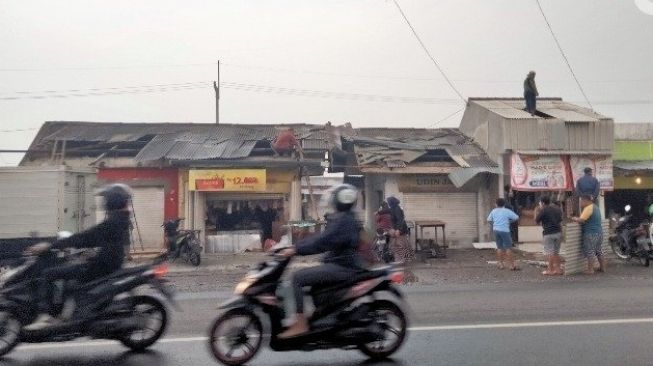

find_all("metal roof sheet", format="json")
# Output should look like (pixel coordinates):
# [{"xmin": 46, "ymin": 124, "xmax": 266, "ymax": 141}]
[
  {"xmin": 613, "ymin": 161, "xmax": 653, "ymax": 171},
  {"xmin": 538, "ymin": 107, "xmax": 598, "ymax": 122}
]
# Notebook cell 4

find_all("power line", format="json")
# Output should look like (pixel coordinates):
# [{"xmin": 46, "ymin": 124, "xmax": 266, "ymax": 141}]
[
  {"xmin": 535, "ymin": 0, "xmax": 593, "ymax": 110},
  {"xmin": 392, "ymin": 0, "xmax": 466, "ymax": 104},
  {"xmin": 0, "ymin": 81, "xmax": 209, "ymax": 95},
  {"xmin": 428, "ymin": 107, "xmax": 466, "ymax": 128},
  {"xmin": 0, "ymin": 127, "xmax": 39, "ymax": 133},
  {"xmin": 0, "ymin": 63, "xmax": 216, "ymax": 72}
]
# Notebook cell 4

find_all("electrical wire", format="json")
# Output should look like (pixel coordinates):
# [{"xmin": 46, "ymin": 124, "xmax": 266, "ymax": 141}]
[
  {"xmin": 535, "ymin": 0, "xmax": 593, "ymax": 110},
  {"xmin": 428, "ymin": 107, "xmax": 466, "ymax": 127},
  {"xmin": 392, "ymin": 0, "xmax": 466, "ymax": 104}
]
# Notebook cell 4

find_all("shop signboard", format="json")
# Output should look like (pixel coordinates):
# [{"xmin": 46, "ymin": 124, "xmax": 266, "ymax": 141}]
[
  {"xmin": 510, "ymin": 153, "xmax": 569, "ymax": 191},
  {"xmin": 398, "ymin": 174, "xmax": 460, "ymax": 192},
  {"xmin": 189, "ymin": 169, "xmax": 267, "ymax": 192},
  {"xmin": 569, "ymin": 155, "xmax": 613, "ymax": 191}
]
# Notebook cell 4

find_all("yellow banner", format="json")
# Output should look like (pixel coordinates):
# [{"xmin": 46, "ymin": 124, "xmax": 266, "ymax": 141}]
[{"xmin": 189, "ymin": 169, "xmax": 266, "ymax": 192}]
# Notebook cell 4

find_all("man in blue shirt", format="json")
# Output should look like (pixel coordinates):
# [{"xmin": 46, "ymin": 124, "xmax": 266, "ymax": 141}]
[
  {"xmin": 576, "ymin": 167, "xmax": 600, "ymax": 200},
  {"xmin": 488, "ymin": 198, "xmax": 520, "ymax": 270}
]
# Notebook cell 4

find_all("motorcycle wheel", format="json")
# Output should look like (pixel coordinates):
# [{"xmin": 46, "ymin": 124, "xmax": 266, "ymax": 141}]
[
  {"xmin": 610, "ymin": 237, "xmax": 630, "ymax": 260},
  {"xmin": 190, "ymin": 252, "xmax": 201, "ymax": 267},
  {"xmin": 0, "ymin": 310, "xmax": 21, "ymax": 357},
  {"xmin": 209, "ymin": 308, "xmax": 263, "ymax": 366},
  {"xmin": 358, "ymin": 300, "xmax": 407, "ymax": 361},
  {"xmin": 118, "ymin": 296, "xmax": 168, "ymax": 352}
]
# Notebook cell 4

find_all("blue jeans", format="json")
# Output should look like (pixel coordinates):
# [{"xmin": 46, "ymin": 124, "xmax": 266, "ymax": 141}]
[
  {"xmin": 494, "ymin": 231, "xmax": 513, "ymax": 250},
  {"xmin": 524, "ymin": 91, "xmax": 536, "ymax": 114}
]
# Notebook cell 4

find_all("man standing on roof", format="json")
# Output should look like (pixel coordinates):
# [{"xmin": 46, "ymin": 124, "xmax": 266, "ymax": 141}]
[{"xmin": 524, "ymin": 71, "xmax": 539, "ymax": 116}]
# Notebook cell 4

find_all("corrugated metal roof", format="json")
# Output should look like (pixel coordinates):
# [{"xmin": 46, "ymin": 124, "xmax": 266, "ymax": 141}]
[
  {"xmin": 517, "ymin": 150, "xmax": 610, "ymax": 155},
  {"xmin": 613, "ymin": 161, "xmax": 653, "ymax": 171},
  {"xmin": 470, "ymin": 98, "xmax": 609, "ymax": 122},
  {"xmin": 538, "ymin": 107, "xmax": 598, "ymax": 122},
  {"xmin": 449, "ymin": 167, "xmax": 502, "ymax": 188}
]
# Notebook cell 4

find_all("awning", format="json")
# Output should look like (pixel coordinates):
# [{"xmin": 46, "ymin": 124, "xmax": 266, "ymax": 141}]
[
  {"xmin": 614, "ymin": 161, "xmax": 653, "ymax": 171},
  {"xmin": 448, "ymin": 167, "xmax": 501, "ymax": 188},
  {"xmin": 517, "ymin": 150, "xmax": 610, "ymax": 156}
]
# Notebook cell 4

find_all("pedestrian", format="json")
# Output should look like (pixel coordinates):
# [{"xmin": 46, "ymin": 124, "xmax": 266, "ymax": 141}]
[
  {"xmin": 504, "ymin": 185, "xmax": 519, "ymax": 242},
  {"xmin": 272, "ymin": 128, "xmax": 300, "ymax": 157},
  {"xmin": 375, "ymin": 201, "xmax": 393, "ymax": 234},
  {"xmin": 488, "ymin": 198, "xmax": 520, "ymax": 270},
  {"xmin": 535, "ymin": 196, "xmax": 563, "ymax": 275},
  {"xmin": 572, "ymin": 195, "xmax": 605, "ymax": 275},
  {"xmin": 576, "ymin": 167, "xmax": 600, "ymax": 201},
  {"xmin": 524, "ymin": 70, "xmax": 539, "ymax": 116},
  {"xmin": 386, "ymin": 196, "xmax": 414, "ymax": 263},
  {"xmin": 255, "ymin": 201, "xmax": 277, "ymax": 246}
]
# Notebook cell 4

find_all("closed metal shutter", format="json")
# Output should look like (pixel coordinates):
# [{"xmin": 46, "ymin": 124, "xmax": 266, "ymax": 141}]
[
  {"xmin": 97, "ymin": 186, "xmax": 165, "ymax": 252},
  {"xmin": 402, "ymin": 193, "xmax": 479, "ymax": 244}
]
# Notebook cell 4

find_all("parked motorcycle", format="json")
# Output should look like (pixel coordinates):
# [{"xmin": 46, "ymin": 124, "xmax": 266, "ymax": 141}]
[
  {"xmin": 207, "ymin": 244, "xmax": 408, "ymax": 366},
  {"xmin": 373, "ymin": 230, "xmax": 393, "ymax": 264},
  {"xmin": 163, "ymin": 218, "xmax": 202, "ymax": 266},
  {"xmin": 0, "ymin": 240, "xmax": 176, "ymax": 357},
  {"xmin": 610, "ymin": 205, "xmax": 653, "ymax": 267}
]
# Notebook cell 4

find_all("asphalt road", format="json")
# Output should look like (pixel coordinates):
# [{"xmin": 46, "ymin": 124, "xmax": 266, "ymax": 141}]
[{"xmin": 6, "ymin": 278, "xmax": 653, "ymax": 366}]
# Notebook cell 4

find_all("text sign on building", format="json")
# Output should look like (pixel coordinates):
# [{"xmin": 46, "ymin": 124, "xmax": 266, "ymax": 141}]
[
  {"xmin": 189, "ymin": 169, "xmax": 266, "ymax": 192},
  {"xmin": 510, "ymin": 153, "xmax": 570, "ymax": 191},
  {"xmin": 398, "ymin": 175, "xmax": 458, "ymax": 192},
  {"xmin": 569, "ymin": 156, "xmax": 614, "ymax": 191}
]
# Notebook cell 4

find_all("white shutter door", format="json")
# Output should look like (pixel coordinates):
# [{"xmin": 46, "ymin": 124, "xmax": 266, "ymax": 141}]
[
  {"xmin": 403, "ymin": 193, "xmax": 478, "ymax": 244},
  {"xmin": 130, "ymin": 187, "xmax": 165, "ymax": 252},
  {"xmin": 97, "ymin": 187, "xmax": 165, "ymax": 252}
]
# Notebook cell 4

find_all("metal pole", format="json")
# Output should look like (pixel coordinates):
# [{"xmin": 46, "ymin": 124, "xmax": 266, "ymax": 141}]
[{"xmin": 214, "ymin": 60, "xmax": 220, "ymax": 124}]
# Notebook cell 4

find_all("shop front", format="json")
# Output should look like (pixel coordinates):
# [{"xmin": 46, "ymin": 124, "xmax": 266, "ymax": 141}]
[
  {"xmin": 183, "ymin": 168, "xmax": 298, "ymax": 253},
  {"xmin": 509, "ymin": 153, "xmax": 613, "ymax": 242},
  {"xmin": 370, "ymin": 173, "xmax": 491, "ymax": 247}
]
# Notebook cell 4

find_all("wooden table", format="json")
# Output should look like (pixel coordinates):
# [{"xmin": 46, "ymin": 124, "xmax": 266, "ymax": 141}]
[{"xmin": 413, "ymin": 220, "xmax": 447, "ymax": 258}]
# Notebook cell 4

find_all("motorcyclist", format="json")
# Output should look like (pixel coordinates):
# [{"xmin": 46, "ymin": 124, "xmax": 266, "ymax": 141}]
[
  {"xmin": 25, "ymin": 183, "xmax": 132, "ymax": 329},
  {"xmin": 278, "ymin": 184, "xmax": 364, "ymax": 338}
]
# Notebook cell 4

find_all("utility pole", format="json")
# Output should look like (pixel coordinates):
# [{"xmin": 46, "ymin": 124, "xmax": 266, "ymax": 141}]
[{"xmin": 214, "ymin": 60, "xmax": 220, "ymax": 124}]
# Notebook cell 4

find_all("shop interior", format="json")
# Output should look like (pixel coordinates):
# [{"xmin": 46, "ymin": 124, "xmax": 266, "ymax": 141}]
[{"xmin": 204, "ymin": 195, "xmax": 286, "ymax": 244}]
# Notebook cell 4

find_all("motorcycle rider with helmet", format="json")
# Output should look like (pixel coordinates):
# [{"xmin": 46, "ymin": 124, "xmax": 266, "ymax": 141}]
[
  {"xmin": 26, "ymin": 183, "xmax": 133, "ymax": 329},
  {"xmin": 278, "ymin": 184, "xmax": 364, "ymax": 338}
]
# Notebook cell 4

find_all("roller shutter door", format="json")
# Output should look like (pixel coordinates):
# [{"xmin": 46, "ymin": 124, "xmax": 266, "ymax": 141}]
[
  {"xmin": 402, "ymin": 193, "xmax": 479, "ymax": 244},
  {"xmin": 97, "ymin": 186, "xmax": 165, "ymax": 252}
]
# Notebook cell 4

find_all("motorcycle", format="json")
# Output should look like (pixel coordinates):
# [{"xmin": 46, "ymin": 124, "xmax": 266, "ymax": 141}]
[
  {"xmin": 373, "ymin": 229, "xmax": 393, "ymax": 264},
  {"xmin": 610, "ymin": 205, "xmax": 653, "ymax": 267},
  {"xmin": 0, "ymin": 238, "xmax": 176, "ymax": 357},
  {"xmin": 207, "ymin": 244, "xmax": 408, "ymax": 366},
  {"xmin": 163, "ymin": 218, "xmax": 202, "ymax": 266}
]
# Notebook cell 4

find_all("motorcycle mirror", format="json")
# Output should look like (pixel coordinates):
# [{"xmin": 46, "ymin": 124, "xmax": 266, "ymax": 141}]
[
  {"xmin": 57, "ymin": 231, "xmax": 73, "ymax": 239},
  {"xmin": 625, "ymin": 205, "xmax": 632, "ymax": 213}
]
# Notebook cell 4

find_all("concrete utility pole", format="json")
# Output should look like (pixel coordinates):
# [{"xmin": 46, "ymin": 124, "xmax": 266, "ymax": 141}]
[{"xmin": 214, "ymin": 60, "xmax": 220, "ymax": 124}]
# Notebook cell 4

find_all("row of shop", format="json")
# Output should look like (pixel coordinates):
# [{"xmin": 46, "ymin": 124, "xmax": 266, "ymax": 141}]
[{"xmin": 22, "ymin": 98, "xmax": 651, "ymax": 252}]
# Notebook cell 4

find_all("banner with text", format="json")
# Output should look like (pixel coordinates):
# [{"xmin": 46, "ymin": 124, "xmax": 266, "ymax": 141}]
[
  {"xmin": 510, "ymin": 153, "xmax": 570, "ymax": 191},
  {"xmin": 569, "ymin": 155, "xmax": 614, "ymax": 191},
  {"xmin": 189, "ymin": 169, "xmax": 267, "ymax": 192}
]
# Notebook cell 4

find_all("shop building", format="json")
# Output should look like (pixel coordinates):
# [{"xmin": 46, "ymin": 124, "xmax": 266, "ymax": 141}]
[
  {"xmin": 339, "ymin": 128, "xmax": 500, "ymax": 247},
  {"xmin": 607, "ymin": 123, "xmax": 653, "ymax": 221},
  {"xmin": 133, "ymin": 123, "xmax": 340, "ymax": 253},
  {"xmin": 459, "ymin": 98, "xmax": 614, "ymax": 242}
]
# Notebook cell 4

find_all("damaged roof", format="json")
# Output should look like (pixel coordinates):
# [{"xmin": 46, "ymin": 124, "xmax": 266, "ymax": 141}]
[
  {"xmin": 22, "ymin": 121, "xmax": 339, "ymax": 165},
  {"xmin": 468, "ymin": 98, "xmax": 609, "ymax": 122},
  {"xmin": 344, "ymin": 128, "xmax": 496, "ymax": 172}
]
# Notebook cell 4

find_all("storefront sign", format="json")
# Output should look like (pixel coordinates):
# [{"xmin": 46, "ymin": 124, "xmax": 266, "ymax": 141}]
[
  {"xmin": 510, "ymin": 154, "xmax": 569, "ymax": 191},
  {"xmin": 189, "ymin": 169, "xmax": 266, "ymax": 192},
  {"xmin": 569, "ymin": 155, "xmax": 614, "ymax": 190},
  {"xmin": 398, "ymin": 174, "xmax": 459, "ymax": 192}
]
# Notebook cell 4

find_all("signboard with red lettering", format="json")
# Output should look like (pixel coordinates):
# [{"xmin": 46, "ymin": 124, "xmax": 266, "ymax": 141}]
[
  {"xmin": 189, "ymin": 169, "xmax": 267, "ymax": 191},
  {"xmin": 510, "ymin": 153, "xmax": 570, "ymax": 191}
]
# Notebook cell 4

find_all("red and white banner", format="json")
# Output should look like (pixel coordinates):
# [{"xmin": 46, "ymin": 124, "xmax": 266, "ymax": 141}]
[
  {"xmin": 510, "ymin": 153, "xmax": 570, "ymax": 191},
  {"xmin": 569, "ymin": 155, "xmax": 613, "ymax": 191}
]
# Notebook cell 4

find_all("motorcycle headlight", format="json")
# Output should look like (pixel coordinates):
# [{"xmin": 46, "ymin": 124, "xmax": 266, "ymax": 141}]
[{"xmin": 234, "ymin": 277, "xmax": 257, "ymax": 295}]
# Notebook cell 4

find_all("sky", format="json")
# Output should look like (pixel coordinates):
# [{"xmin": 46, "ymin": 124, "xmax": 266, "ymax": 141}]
[{"xmin": 1, "ymin": 0, "xmax": 653, "ymax": 166}]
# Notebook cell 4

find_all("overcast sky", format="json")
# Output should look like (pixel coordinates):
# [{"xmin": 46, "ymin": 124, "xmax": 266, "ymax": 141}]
[{"xmin": 1, "ymin": 0, "xmax": 652, "ymax": 166}]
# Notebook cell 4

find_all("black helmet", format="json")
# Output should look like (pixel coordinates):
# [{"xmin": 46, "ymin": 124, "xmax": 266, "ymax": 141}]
[
  {"xmin": 97, "ymin": 183, "xmax": 132, "ymax": 211},
  {"xmin": 330, "ymin": 184, "xmax": 358, "ymax": 212}
]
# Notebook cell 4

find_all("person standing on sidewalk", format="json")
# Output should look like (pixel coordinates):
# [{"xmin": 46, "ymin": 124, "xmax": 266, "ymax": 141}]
[
  {"xmin": 524, "ymin": 70, "xmax": 539, "ymax": 116},
  {"xmin": 386, "ymin": 196, "xmax": 415, "ymax": 263},
  {"xmin": 535, "ymin": 196, "xmax": 563, "ymax": 275},
  {"xmin": 572, "ymin": 195, "xmax": 605, "ymax": 275},
  {"xmin": 488, "ymin": 198, "xmax": 520, "ymax": 270}
]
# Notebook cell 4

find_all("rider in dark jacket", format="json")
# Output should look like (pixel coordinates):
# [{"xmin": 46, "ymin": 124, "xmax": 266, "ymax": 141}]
[
  {"xmin": 278, "ymin": 184, "xmax": 363, "ymax": 338},
  {"xmin": 26, "ymin": 184, "xmax": 132, "ymax": 329}
]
